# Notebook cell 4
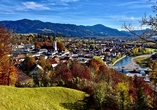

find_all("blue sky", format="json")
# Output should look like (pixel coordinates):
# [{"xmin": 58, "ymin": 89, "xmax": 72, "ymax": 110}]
[{"xmin": 0, "ymin": 0, "xmax": 155, "ymax": 30}]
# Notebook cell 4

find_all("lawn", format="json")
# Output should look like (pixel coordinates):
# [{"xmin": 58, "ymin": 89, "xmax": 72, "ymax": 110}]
[{"xmin": 0, "ymin": 86, "xmax": 87, "ymax": 110}]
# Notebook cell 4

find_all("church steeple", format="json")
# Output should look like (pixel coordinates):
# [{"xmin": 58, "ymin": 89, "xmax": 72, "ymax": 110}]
[{"xmin": 53, "ymin": 36, "xmax": 57, "ymax": 52}]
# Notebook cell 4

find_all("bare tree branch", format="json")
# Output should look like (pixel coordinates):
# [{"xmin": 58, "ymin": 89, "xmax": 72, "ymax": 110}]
[{"xmin": 123, "ymin": 1, "xmax": 157, "ymax": 46}]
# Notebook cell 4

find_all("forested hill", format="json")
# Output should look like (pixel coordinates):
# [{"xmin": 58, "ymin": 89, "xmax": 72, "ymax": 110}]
[{"xmin": 0, "ymin": 19, "xmax": 129, "ymax": 37}]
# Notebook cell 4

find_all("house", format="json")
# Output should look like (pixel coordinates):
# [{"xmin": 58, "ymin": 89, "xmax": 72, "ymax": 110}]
[
  {"xmin": 51, "ymin": 64, "xmax": 58, "ymax": 70},
  {"xmin": 29, "ymin": 64, "xmax": 44, "ymax": 86},
  {"xmin": 38, "ymin": 49, "xmax": 48, "ymax": 54},
  {"xmin": 144, "ymin": 74, "xmax": 150, "ymax": 82},
  {"xmin": 126, "ymin": 73, "xmax": 142, "ymax": 77},
  {"xmin": 16, "ymin": 70, "xmax": 34, "ymax": 87},
  {"xmin": 30, "ymin": 64, "xmax": 44, "ymax": 79},
  {"xmin": 24, "ymin": 44, "xmax": 35, "ymax": 49}
]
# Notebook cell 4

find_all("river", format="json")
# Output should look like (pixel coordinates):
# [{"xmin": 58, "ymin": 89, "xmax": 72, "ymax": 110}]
[
  {"xmin": 113, "ymin": 56, "xmax": 132, "ymax": 73},
  {"xmin": 113, "ymin": 53, "xmax": 154, "ymax": 74}
]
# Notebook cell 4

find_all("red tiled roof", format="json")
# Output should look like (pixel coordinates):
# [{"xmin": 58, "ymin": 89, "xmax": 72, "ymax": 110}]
[
  {"xmin": 17, "ymin": 71, "xmax": 33, "ymax": 83},
  {"xmin": 17, "ymin": 54, "xmax": 25, "ymax": 59}
]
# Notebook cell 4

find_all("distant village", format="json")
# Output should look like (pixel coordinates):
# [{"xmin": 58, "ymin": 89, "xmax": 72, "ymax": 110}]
[
  {"xmin": 10, "ymin": 34, "xmax": 155, "ymax": 85},
  {"xmin": 12, "ymin": 36, "xmax": 132, "ymax": 67}
]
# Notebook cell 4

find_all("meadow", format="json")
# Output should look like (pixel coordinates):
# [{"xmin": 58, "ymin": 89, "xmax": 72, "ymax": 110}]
[{"xmin": 0, "ymin": 86, "xmax": 87, "ymax": 110}]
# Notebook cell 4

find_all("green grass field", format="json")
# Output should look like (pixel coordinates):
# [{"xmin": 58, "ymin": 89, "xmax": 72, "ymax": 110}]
[
  {"xmin": 0, "ymin": 86, "xmax": 87, "ymax": 110},
  {"xmin": 133, "ymin": 56, "xmax": 150, "ymax": 67},
  {"xmin": 146, "ymin": 48, "xmax": 157, "ymax": 52}
]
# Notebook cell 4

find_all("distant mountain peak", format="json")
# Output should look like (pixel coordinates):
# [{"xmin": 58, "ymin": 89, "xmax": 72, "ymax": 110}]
[
  {"xmin": 16, "ymin": 19, "xmax": 42, "ymax": 23},
  {"xmin": 93, "ymin": 24, "xmax": 105, "ymax": 26}
]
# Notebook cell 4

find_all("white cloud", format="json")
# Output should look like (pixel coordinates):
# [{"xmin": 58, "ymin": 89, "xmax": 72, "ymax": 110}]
[
  {"xmin": 117, "ymin": 1, "xmax": 140, "ymax": 6},
  {"xmin": 108, "ymin": 15, "xmax": 141, "ymax": 22},
  {"xmin": 59, "ymin": 0, "xmax": 79, "ymax": 6},
  {"xmin": 21, "ymin": 2, "xmax": 50, "ymax": 10},
  {"xmin": 116, "ymin": 1, "xmax": 153, "ymax": 8},
  {"xmin": 131, "ymin": 17, "xmax": 134, "ymax": 20},
  {"xmin": 0, "ymin": 4, "xmax": 15, "ymax": 14},
  {"xmin": 61, "ymin": 0, "xmax": 78, "ymax": 2}
]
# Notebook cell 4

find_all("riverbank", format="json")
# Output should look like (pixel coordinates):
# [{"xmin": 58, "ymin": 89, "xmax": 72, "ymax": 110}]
[
  {"xmin": 112, "ymin": 55, "xmax": 126, "ymax": 66},
  {"xmin": 124, "ymin": 54, "xmax": 152, "ymax": 71},
  {"xmin": 110, "ymin": 53, "xmax": 154, "ymax": 71}
]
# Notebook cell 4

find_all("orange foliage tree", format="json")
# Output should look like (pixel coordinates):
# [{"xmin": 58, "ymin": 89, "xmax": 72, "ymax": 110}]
[
  {"xmin": 57, "ymin": 41, "xmax": 65, "ymax": 51},
  {"xmin": 0, "ymin": 25, "xmax": 18, "ymax": 85},
  {"xmin": 4, "ymin": 65, "xmax": 18, "ymax": 85},
  {"xmin": 87, "ymin": 56, "xmax": 110, "ymax": 83},
  {"xmin": 22, "ymin": 56, "xmax": 36, "ymax": 75},
  {"xmin": 55, "ymin": 63, "xmax": 73, "ymax": 83},
  {"xmin": 71, "ymin": 61, "xmax": 91, "ymax": 80}
]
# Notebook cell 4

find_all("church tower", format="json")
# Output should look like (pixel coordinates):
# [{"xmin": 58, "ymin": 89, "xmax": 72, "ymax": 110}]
[{"xmin": 53, "ymin": 36, "xmax": 57, "ymax": 52}]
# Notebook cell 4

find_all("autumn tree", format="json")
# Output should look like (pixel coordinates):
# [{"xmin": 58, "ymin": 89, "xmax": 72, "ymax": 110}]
[
  {"xmin": 93, "ymin": 82, "xmax": 108, "ymax": 110},
  {"xmin": 32, "ymin": 55, "xmax": 52, "ymax": 86},
  {"xmin": 34, "ymin": 42, "xmax": 42, "ymax": 49},
  {"xmin": 38, "ymin": 56, "xmax": 46, "ymax": 68},
  {"xmin": 116, "ymin": 82, "xmax": 132, "ymax": 110},
  {"xmin": 55, "ymin": 37, "xmax": 65, "ymax": 51},
  {"xmin": 57, "ymin": 41, "xmax": 65, "ymax": 51},
  {"xmin": 22, "ymin": 56, "xmax": 36, "ymax": 75},
  {"xmin": 11, "ymin": 34, "xmax": 21, "ymax": 45},
  {"xmin": 130, "ymin": 76, "xmax": 154, "ymax": 109},
  {"xmin": 0, "ymin": 25, "xmax": 18, "ymax": 85},
  {"xmin": 149, "ymin": 61, "xmax": 157, "ymax": 82},
  {"xmin": 70, "ymin": 61, "xmax": 93, "ymax": 93},
  {"xmin": 55, "ymin": 62, "xmax": 73, "ymax": 85},
  {"xmin": 39, "ymin": 70, "xmax": 53, "ymax": 87},
  {"xmin": 71, "ymin": 61, "xmax": 91, "ymax": 80},
  {"xmin": 149, "ymin": 60, "xmax": 157, "ymax": 104},
  {"xmin": 6, "ymin": 65, "xmax": 18, "ymax": 85},
  {"xmin": 87, "ymin": 56, "xmax": 111, "ymax": 83},
  {"xmin": 27, "ymin": 34, "xmax": 34, "ymax": 44},
  {"xmin": 87, "ymin": 57, "xmax": 103, "ymax": 74}
]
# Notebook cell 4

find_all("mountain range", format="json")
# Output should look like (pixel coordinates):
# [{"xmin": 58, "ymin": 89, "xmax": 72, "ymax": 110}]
[{"xmin": 0, "ymin": 19, "xmax": 130, "ymax": 37}]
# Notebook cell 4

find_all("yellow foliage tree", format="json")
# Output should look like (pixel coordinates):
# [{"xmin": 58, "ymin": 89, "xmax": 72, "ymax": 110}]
[
  {"xmin": 149, "ymin": 61, "xmax": 157, "ymax": 82},
  {"xmin": 116, "ymin": 82, "xmax": 132, "ymax": 110},
  {"xmin": 93, "ymin": 82, "xmax": 108, "ymax": 109}
]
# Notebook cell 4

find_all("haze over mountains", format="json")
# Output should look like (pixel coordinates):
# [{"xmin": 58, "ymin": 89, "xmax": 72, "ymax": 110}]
[{"xmin": 0, "ymin": 19, "xmax": 130, "ymax": 37}]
